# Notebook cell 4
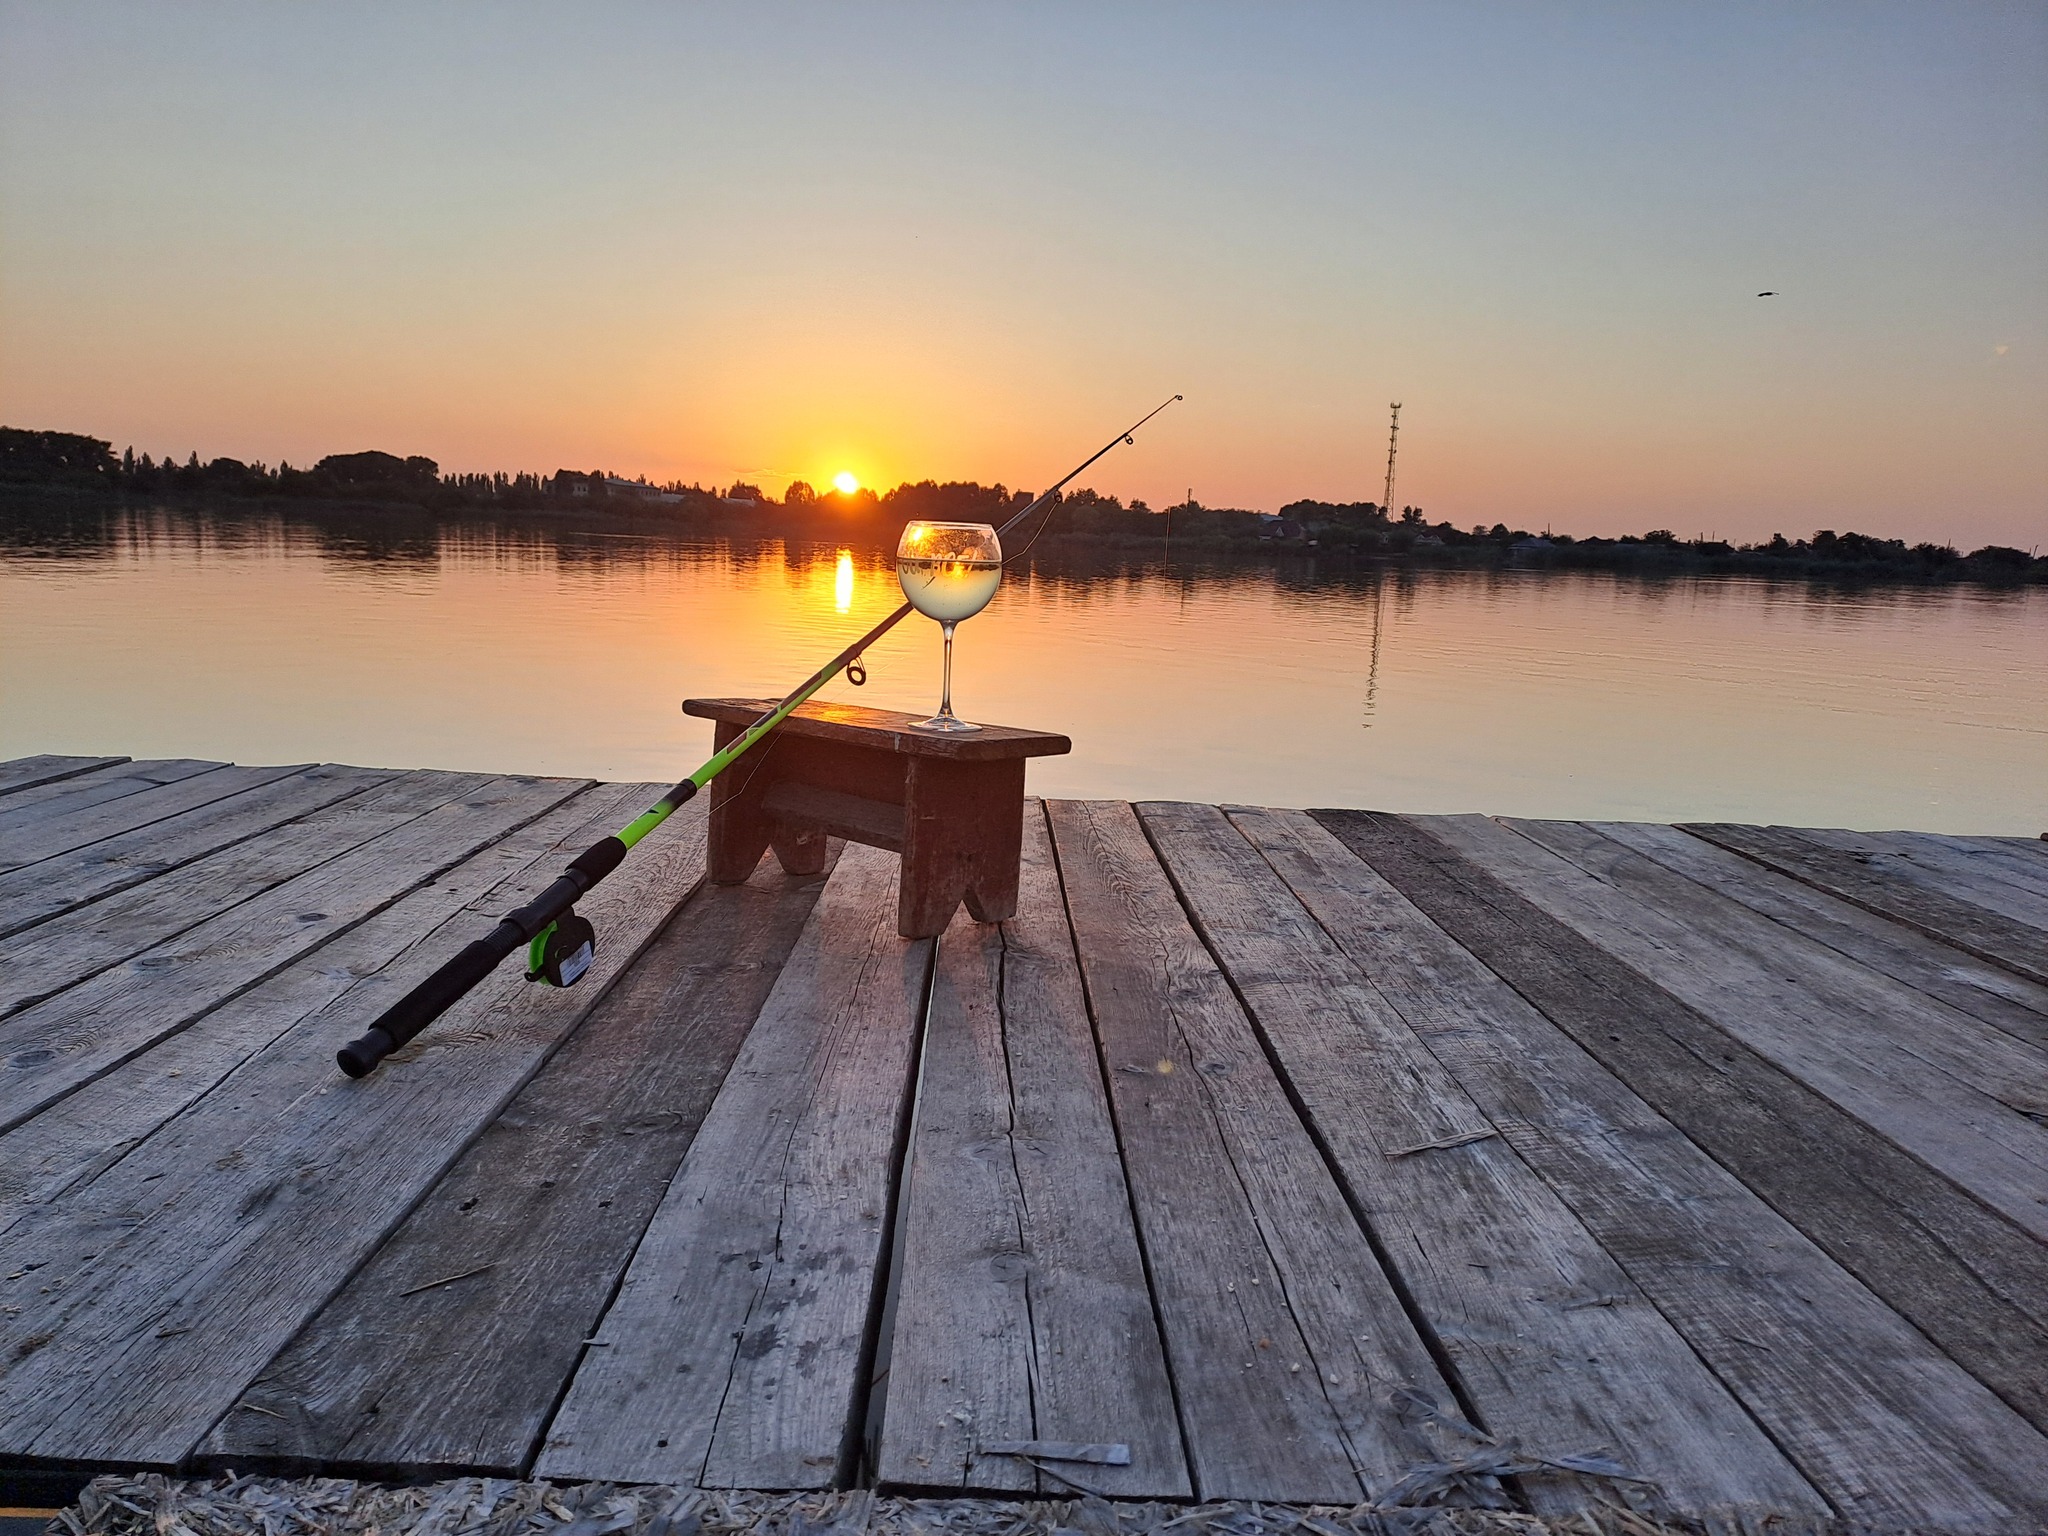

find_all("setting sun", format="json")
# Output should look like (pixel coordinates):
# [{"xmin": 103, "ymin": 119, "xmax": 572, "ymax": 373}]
[{"xmin": 832, "ymin": 471, "xmax": 860, "ymax": 495}]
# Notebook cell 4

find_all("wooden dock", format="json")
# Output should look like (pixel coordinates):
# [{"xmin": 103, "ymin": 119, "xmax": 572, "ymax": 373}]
[{"xmin": 1, "ymin": 753, "xmax": 2045, "ymax": 1532}]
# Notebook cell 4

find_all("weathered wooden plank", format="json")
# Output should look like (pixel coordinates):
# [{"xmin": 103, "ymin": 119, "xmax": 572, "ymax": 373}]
[
  {"xmin": 0, "ymin": 756, "xmax": 129, "ymax": 798},
  {"xmin": 0, "ymin": 765, "xmax": 233, "ymax": 847},
  {"xmin": 0, "ymin": 784, "xmax": 706, "ymax": 1467},
  {"xmin": 1684, "ymin": 822, "xmax": 2048, "ymax": 986},
  {"xmin": 1592, "ymin": 821, "xmax": 2048, "ymax": 1054},
  {"xmin": 1987, "ymin": 833, "xmax": 2048, "ymax": 855},
  {"xmin": 0, "ymin": 772, "xmax": 585, "ymax": 1132},
  {"xmin": 0, "ymin": 769, "xmax": 456, "ymax": 1018},
  {"xmin": 1312, "ymin": 808, "xmax": 2048, "ymax": 1527},
  {"xmin": 877, "ymin": 807, "xmax": 1189, "ymax": 1499},
  {"xmin": 1046, "ymin": 799, "xmax": 1448, "ymax": 1506},
  {"xmin": 537, "ymin": 842, "xmax": 932, "ymax": 1489},
  {"xmin": 1140, "ymin": 801, "xmax": 1823, "ymax": 1520},
  {"xmin": 203, "ymin": 845, "xmax": 834, "ymax": 1477},
  {"xmin": 1795, "ymin": 826, "xmax": 2048, "ymax": 928},
  {"xmin": 1438, "ymin": 815, "xmax": 2048, "ymax": 1243},
  {"xmin": 1530, "ymin": 818, "xmax": 2048, "ymax": 1119},
  {"xmin": 0, "ymin": 786, "xmax": 653, "ymax": 1227},
  {"xmin": 0, "ymin": 764, "xmax": 393, "ymax": 941},
  {"xmin": 0, "ymin": 758, "xmax": 205, "ymax": 820},
  {"xmin": 1852, "ymin": 829, "xmax": 2048, "ymax": 895},
  {"xmin": 1879, "ymin": 831, "xmax": 2048, "ymax": 901},
  {"xmin": 2, "ymin": 763, "xmax": 314, "ymax": 881}
]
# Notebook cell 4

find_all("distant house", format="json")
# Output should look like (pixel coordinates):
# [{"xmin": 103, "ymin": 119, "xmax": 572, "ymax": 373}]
[
  {"xmin": 1512, "ymin": 536, "xmax": 1553, "ymax": 553},
  {"xmin": 606, "ymin": 475, "xmax": 671, "ymax": 502},
  {"xmin": 1256, "ymin": 513, "xmax": 1307, "ymax": 542},
  {"xmin": 551, "ymin": 470, "xmax": 681, "ymax": 505}
]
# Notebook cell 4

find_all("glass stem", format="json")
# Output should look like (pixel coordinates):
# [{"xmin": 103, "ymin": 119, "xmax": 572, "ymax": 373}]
[{"xmin": 938, "ymin": 620, "xmax": 958, "ymax": 719}]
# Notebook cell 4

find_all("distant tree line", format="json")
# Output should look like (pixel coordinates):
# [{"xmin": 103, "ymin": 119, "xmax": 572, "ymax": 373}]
[{"xmin": 2, "ymin": 425, "xmax": 2038, "ymax": 581}]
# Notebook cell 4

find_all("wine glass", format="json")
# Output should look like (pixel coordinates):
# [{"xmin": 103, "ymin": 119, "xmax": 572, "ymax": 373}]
[{"xmin": 896, "ymin": 521, "xmax": 1003, "ymax": 732}]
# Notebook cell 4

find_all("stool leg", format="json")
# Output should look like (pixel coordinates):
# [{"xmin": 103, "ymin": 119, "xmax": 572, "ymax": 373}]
[
  {"xmin": 707, "ymin": 721, "xmax": 777, "ymax": 883},
  {"xmin": 770, "ymin": 823, "xmax": 830, "ymax": 876},
  {"xmin": 899, "ymin": 758, "xmax": 1025, "ymax": 937}
]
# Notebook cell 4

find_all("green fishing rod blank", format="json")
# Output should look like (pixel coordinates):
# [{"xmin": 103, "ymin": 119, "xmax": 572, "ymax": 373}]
[{"xmin": 337, "ymin": 394, "xmax": 1180, "ymax": 1078}]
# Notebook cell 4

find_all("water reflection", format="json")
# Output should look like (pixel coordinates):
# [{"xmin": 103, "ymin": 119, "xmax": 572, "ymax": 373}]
[{"xmin": 1, "ymin": 501, "xmax": 2041, "ymax": 832}]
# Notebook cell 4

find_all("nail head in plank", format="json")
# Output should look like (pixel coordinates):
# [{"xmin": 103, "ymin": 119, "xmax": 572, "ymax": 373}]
[
  {"xmin": 878, "ymin": 805, "xmax": 1189, "ymax": 1499},
  {"xmin": 537, "ymin": 842, "xmax": 933, "ymax": 1490}
]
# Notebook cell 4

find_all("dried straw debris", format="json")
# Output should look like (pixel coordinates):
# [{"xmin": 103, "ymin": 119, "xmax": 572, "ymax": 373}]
[{"xmin": 42, "ymin": 1471, "xmax": 1845, "ymax": 1536}]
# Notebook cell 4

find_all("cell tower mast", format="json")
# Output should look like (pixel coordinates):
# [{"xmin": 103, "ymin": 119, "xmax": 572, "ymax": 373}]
[{"xmin": 1381, "ymin": 402, "xmax": 1402, "ymax": 521}]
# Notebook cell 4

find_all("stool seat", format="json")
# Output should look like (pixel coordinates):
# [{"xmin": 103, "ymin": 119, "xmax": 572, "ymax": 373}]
[{"xmin": 683, "ymin": 698, "xmax": 1072, "ymax": 938}]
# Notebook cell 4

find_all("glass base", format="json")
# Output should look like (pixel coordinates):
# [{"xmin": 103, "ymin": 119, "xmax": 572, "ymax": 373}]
[{"xmin": 913, "ymin": 712, "xmax": 982, "ymax": 733}]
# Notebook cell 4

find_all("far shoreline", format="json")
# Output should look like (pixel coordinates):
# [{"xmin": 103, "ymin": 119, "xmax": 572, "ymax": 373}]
[{"xmin": 2, "ymin": 482, "xmax": 2041, "ymax": 590}]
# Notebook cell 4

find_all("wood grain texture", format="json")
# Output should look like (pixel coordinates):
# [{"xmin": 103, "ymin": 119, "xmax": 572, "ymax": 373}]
[
  {"xmin": 0, "ymin": 756, "xmax": 129, "ymax": 798},
  {"xmin": 0, "ymin": 785, "xmax": 707, "ymax": 1467},
  {"xmin": 1887, "ymin": 831, "xmax": 2048, "ymax": 892},
  {"xmin": 0, "ymin": 772, "xmax": 585, "ymax": 1132},
  {"xmin": 537, "ymin": 842, "xmax": 933, "ymax": 1490},
  {"xmin": 1046, "ymin": 799, "xmax": 1447, "ymax": 1506},
  {"xmin": 1140, "ymin": 801, "xmax": 1821, "ymax": 1521},
  {"xmin": 1684, "ymin": 822, "xmax": 2048, "ymax": 987},
  {"xmin": 0, "ymin": 786, "xmax": 660, "ymax": 1227},
  {"xmin": 1446, "ymin": 815, "xmax": 2048, "ymax": 1243},
  {"xmin": 0, "ymin": 758, "xmax": 214, "ymax": 822},
  {"xmin": 685, "ymin": 699, "xmax": 1070, "ymax": 763},
  {"xmin": 1311, "ymin": 808, "xmax": 2048, "ymax": 1530},
  {"xmin": 877, "ymin": 805, "xmax": 1188, "ymax": 1499},
  {"xmin": 0, "ymin": 764, "xmax": 391, "ymax": 942},
  {"xmin": 1592, "ymin": 821, "xmax": 2048, "ymax": 1054},
  {"xmin": 0, "ymin": 768, "xmax": 441, "ymax": 1017},
  {"xmin": 0, "ymin": 762, "xmax": 295, "ymax": 873},
  {"xmin": 203, "ymin": 845, "xmax": 835, "ymax": 1477},
  {"xmin": 1794, "ymin": 827, "xmax": 2048, "ymax": 928}
]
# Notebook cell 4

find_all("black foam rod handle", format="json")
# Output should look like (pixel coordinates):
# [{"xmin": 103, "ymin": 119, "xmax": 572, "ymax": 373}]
[{"xmin": 336, "ymin": 924, "xmax": 522, "ymax": 1078}]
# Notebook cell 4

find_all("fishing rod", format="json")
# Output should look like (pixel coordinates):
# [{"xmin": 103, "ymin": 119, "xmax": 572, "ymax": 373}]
[{"xmin": 336, "ymin": 393, "xmax": 1181, "ymax": 1077}]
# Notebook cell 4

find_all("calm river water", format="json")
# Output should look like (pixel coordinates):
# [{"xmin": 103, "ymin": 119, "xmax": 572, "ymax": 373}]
[{"xmin": 3, "ymin": 505, "xmax": 2042, "ymax": 833}]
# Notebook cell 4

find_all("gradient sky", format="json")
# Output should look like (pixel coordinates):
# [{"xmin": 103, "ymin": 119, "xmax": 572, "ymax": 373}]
[{"xmin": 3, "ymin": 2, "xmax": 2043, "ymax": 545}]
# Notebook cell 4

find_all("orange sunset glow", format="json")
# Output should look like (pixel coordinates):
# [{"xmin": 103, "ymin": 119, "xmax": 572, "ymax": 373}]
[{"xmin": 1, "ymin": 6, "xmax": 2040, "ymax": 547}]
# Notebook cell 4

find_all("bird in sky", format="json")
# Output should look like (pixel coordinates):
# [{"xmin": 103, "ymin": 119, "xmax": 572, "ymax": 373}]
[{"xmin": 1757, "ymin": 290, "xmax": 1777, "ymax": 296}]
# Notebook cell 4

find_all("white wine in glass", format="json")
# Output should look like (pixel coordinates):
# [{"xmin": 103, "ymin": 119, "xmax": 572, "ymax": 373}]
[{"xmin": 896, "ymin": 520, "xmax": 1002, "ymax": 732}]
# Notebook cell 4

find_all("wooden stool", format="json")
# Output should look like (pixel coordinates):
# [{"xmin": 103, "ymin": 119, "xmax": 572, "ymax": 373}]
[{"xmin": 683, "ymin": 698, "xmax": 1072, "ymax": 938}]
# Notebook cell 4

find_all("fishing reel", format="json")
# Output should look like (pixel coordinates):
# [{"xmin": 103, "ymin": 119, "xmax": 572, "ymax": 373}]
[{"xmin": 527, "ymin": 909, "xmax": 597, "ymax": 987}]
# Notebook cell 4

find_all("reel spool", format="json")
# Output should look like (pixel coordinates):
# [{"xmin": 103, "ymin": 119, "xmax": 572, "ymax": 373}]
[{"xmin": 527, "ymin": 909, "xmax": 597, "ymax": 987}]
